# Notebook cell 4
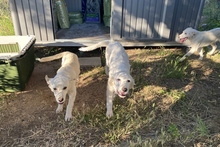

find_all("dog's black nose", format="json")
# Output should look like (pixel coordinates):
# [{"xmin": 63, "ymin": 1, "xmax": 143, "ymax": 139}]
[{"xmin": 123, "ymin": 88, "xmax": 127, "ymax": 92}]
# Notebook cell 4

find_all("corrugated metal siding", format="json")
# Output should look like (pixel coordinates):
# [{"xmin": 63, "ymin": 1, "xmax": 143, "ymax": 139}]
[
  {"xmin": 111, "ymin": 0, "xmax": 205, "ymax": 42},
  {"xmin": 121, "ymin": 0, "xmax": 173, "ymax": 39},
  {"xmin": 112, "ymin": 0, "xmax": 175, "ymax": 40},
  {"xmin": 170, "ymin": 0, "xmax": 205, "ymax": 41},
  {"xmin": 9, "ymin": 0, "xmax": 54, "ymax": 42}
]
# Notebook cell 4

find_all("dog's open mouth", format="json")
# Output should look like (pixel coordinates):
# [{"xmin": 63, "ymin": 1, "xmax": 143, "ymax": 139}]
[
  {"xmin": 58, "ymin": 101, "xmax": 64, "ymax": 104},
  {"xmin": 179, "ymin": 37, "xmax": 188, "ymax": 43},
  {"xmin": 117, "ymin": 91, "xmax": 126, "ymax": 98}
]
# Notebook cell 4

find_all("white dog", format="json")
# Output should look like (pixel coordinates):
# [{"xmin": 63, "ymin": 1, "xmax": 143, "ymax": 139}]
[
  {"xmin": 39, "ymin": 51, "xmax": 80, "ymax": 121},
  {"xmin": 79, "ymin": 41, "xmax": 135, "ymax": 118},
  {"xmin": 178, "ymin": 27, "xmax": 220, "ymax": 61}
]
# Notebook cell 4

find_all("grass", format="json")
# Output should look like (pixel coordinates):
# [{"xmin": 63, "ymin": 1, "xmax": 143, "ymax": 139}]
[
  {"xmin": 0, "ymin": 0, "xmax": 14, "ymax": 35},
  {"xmin": 1, "ymin": 0, "xmax": 220, "ymax": 146},
  {"xmin": 1, "ymin": 46, "xmax": 220, "ymax": 146}
]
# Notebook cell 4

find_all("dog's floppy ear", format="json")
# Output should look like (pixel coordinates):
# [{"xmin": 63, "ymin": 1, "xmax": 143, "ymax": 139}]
[
  {"xmin": 45, "ymin": 75, "xmax": 51, "ymax": 85},
  {"xmin": 189, "ymin": 28, "xmax": 197, "ymax": 36},
  {"xmin": 192, "ymin": 31, "xmax": 197, "ymax": 36},
  {"xmin": 108, "ymin": 77, "xmax": 114, "ymax": 87}
]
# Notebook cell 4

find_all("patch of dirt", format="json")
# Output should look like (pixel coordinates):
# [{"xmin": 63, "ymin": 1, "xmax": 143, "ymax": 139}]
[{"xmin": 0, "ymin": 48, "xmax": 220, "ymax": 146}]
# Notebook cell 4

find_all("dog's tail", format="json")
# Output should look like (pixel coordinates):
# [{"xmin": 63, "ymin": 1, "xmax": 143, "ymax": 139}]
[
  {"xmin": 79, "ymin": 40, "xmax": 112, "ymax": 52},
  {"xmin": 38, "ymin": 52, "xmax": 66, "ymax": 62}
]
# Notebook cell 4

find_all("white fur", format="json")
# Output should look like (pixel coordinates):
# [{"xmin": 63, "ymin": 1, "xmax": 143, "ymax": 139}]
[
  {"xmin": 39, "ymin": 51, "xmax": 80, "ymax": 121},
  {"xmin": 178, "ymin": 27, "xmax": 220, "ymax": 61},
  {"xmin": 79, "ymin": 41, "xmax": 135, "ymax": 118}
]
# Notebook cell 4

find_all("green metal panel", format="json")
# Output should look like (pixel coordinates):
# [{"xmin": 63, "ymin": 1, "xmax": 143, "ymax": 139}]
[{"xmin": 0, "ymin": 43, "xmax": 19, "ymax": 53}]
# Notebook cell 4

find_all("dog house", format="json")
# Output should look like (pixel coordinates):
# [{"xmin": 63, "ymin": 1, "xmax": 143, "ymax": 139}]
[{"xmin": 9, "ymin": 0, "xmax": 205, "ymax": 47}]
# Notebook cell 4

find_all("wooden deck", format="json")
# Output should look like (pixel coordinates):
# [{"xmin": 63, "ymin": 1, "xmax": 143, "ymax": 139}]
[{"xmin": 35, "ymin": 23, "xmax": 185, "ymax": 47}]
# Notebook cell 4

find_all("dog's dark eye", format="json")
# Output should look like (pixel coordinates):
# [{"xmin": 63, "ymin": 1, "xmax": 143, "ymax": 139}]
[
  {"xmin": 63, "ymin": 87, "xmax": 67, "ymax": 90},
  {"xmin": 127, "ymin": 80, "xmax": 130, "ymax": 82},
  {"xmin": 185, "ymin": 33, "xmax": 187, "ymax": 34},
  {"xmin": 53, "ymin": 88, "xmax": 57, "ymax": 90},
  {"xmin": 117, "ymin": 79, "xmax": 121, "ymax": 81}
]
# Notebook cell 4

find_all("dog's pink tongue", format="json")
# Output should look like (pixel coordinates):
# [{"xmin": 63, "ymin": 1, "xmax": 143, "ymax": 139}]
[{"xmin": 179, "ymin": 38, "xmax": 184, "ymax": 43}]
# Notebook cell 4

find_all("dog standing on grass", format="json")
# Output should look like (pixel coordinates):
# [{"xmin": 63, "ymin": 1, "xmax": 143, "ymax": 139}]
[
  {"xmin": 178, "ymin": 27, "xmax": 220, "ymax": 61},
  {"xmin": 39, "ymin": 51, "xmax": 80, "ymax": 121},
  {"xmin": 79, "ymin": 40, "xmax": 135, "ymax": 118}
]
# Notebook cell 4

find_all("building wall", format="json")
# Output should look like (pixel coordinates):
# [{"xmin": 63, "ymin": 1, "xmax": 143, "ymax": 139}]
[
  {"xmin": 9, "ymin": 0, "xmax": 205, "ymax": 44},
  {"xmin": 9, "ymin": 0, "xmax": 54, "ymax": 42},
  {"xmin": 111, "ymin": 0, "xmax": 205, "ymax": 42}
]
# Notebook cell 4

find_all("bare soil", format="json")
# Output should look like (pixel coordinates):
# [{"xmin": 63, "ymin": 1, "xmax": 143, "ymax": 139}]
[{"xmin": 0, "ymin": 48, "xmax": 220, "ymax": 146}]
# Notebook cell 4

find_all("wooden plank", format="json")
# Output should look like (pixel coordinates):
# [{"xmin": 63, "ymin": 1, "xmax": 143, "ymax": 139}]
[
  {"xmin": 43, "ymin": 0, "xmax": 54, "ymax": 41},
  {"xmin": 79, "ymin": 57, "xmax": 101, "ymax": 67},
  {"xmin": 35, "ymin": 38, "xmax": 185, "ymax": 47}
]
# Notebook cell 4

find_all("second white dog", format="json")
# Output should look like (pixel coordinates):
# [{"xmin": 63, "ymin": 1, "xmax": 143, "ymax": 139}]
[
  {"xmin": 79, "ymin": 41, "xmax": 135, "ymax": 118},
  {"xmin": 39, "ymin": 51, "xmax": 80, "ymax": 121},
  {"xmin": 178, "ymin": 27, "xmax": 220, "ymax": 61}
]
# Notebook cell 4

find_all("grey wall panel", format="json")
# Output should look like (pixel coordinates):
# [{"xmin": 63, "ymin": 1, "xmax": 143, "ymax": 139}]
[
  {"xmin": 136, "ymin": 0, "xmax": 146, "ymax": 38},
  {"xmin": 111, "ymin": 0, "xmax": 123, "ymax": 39},
  {"xmin": 37, "ymin": 0, "xmax": 47, "ymax": 41},
  {"xmin": 141, "ymin": 0, "xmax": 150, "ymax": 38},
  {"xmin": 22, "ymin": 1, "xmax": 34, "ymax": 35},
  {"xmin": 9, "ymin": 0, "xmax": 54, "ymax": 42},
  {"xmin": 15, "ymin": 0, "xmax": 28, "ymax": 35},
  {"xmin": 111, "ymin": 0, "xmax": 204, "ymax": 42},
  {"xmin": 118, "ymin": 0, "xmax": 174, "ymax": 40},
  {"xmin": 44, "ymin": 0, "xmax": 54, "ymax": 41},
  {"xmin": 29, "ymin": 0, "xmax": 41, "ymax": 40},
  {"xmin": 160, "ymin": 0, "xmax": 175, "ymax": 39},
  {"xmin": 170, "ymin": 0, "xmax": 205, "ymax": 41},
  {"xmin": 9, "ymin": 0, "xmax": 21, "ymax": 35},
  {"xmin": 122, "ymin": 0, "xmax": 132, "ymax": 38}
]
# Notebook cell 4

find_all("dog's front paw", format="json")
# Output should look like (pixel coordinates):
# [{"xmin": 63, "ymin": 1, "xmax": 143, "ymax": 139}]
[
  {"xmin": 199, "ymin": 56, "xmax": 203, "ymax": 60},
  {"xmin": 56, "ymin": 106, "xmax": 63, "ymax": 113},
  {"xmin": 65, "ymin": 114, "xmax": 73, "ymax": 121},
  {"xmin": 106, "ymin": 110, "xmax": 113, "ymax": 118}
]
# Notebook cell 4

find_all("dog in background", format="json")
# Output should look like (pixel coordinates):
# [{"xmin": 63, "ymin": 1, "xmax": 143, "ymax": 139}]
[
  {"xmin": 39, "ymin": 51, "xmax": 80, "ymax": 121},
  {"xmin": 178, "ymin": 27, "xmax": 220, "ymax": 61},
  {"xmin": 79, "ymin": 40, "xmax": 135, "ymax": 118}
]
